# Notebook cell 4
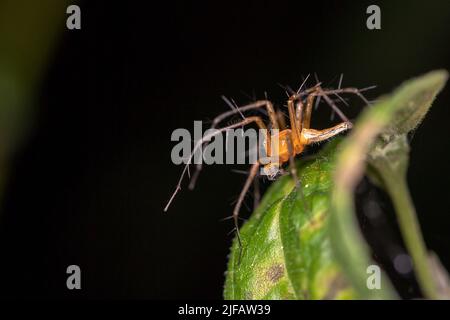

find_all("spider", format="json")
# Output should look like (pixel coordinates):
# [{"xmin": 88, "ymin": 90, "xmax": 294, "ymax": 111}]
[{"xmin": 164, "ymin": 79, "xmax": 373, "ymax": 247}]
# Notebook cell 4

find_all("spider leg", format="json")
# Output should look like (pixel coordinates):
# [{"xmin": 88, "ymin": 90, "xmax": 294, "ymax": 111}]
[
  {"xmin": 303, "ymin": 85, "xmax": 375, "ymax": 117},
  {"xmin": 233, "ymin": 161, "xmax": 260, "ymax": 261},
  {"xmin": 164, "ymin": 116, "xmax": 269, "ymax": 212},
  {"xmin": 294, "ymin": 82, "xmax": 324, "ymax": 128},
  {"xmin": 287, "ymin": 93, "xmax": 314, "ymax": 183},
  {"xmin": 286, "ymin": 134, "xmax": 299, "ymax": 185},
  {"xmin": 296, "ymin": 82, "xmax": 375, "ymax": 123},
  {"xmin": 253, "ymin": 175, "xmax": 261, "ymax": 211},
  {"xmin": 295, "ymin": 99, "xmax": 304, "ymax": 129},
  {"xmin": 287, "ymin": 97, "xmax": 302, "ymax": 145},
  {"xmin": 212, "ymin": 100, "xmax": 278, "ymax": 129},
  {"xmin": 276, "ymin": 109, "xmax": 287, "ymax": 130},
  {"xmin": 315, "ymin": 86, "xmax": 350, "ymax": 122},
  {"xmin": 189, "ymin": 100, "xmax": 279, "ymax": 190},
  {"xmin": 302, "ymin": 90, "xmax": 316, "ymax": 129},
  {"xmin": 320, "ymin": 87, "xmax": 375, "ymax": 106}
]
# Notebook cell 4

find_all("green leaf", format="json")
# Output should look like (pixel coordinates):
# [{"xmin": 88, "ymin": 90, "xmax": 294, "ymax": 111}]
[
  {"xmin": 331, "ymin": 70, "xmax": 448, "ymax": 299},
  {"xmin": 224, "ymin": 140, "xmax": 363, "ymax": 299}
]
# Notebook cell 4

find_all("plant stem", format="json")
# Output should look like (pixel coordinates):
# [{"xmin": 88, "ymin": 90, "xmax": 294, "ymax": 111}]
[{"xmin": 381, "ymin": 169, "xmax": 438, "ymax": 299}]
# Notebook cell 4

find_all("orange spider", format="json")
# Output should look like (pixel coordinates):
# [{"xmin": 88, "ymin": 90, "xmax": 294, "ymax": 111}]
[{"xmin": 164, "ymin": 80, "xmax": 372, "ymax": 245}]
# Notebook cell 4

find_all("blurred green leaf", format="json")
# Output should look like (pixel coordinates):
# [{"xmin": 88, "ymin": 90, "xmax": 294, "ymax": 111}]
[
  {"xmin": 331, "ymin": 70, "xmax": 448, "ymax": 299},
  {"xmin": 0, "ymin": 0, "xmax": 71, "ymax": 202}
]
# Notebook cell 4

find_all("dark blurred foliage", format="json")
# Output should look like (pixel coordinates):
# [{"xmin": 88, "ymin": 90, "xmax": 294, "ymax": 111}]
[{"xmin": 0, "ymin": 0, "xmax": 449, "ymax": 299}]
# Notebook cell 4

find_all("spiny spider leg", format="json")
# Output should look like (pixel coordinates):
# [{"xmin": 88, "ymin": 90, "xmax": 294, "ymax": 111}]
[
  {"xmin": 286, "ymin": 134, "xmax": 299, "ymax": 185},
  {"xmin": 253, "ymin": 175, "xmax": 261, "ymax": 211},
  {"xmin": 164, "ymin": 116, "xmax": 269, "ymax": 212},
  {"xmin": 299, "ymin": 85, "xmax": 375, "ymax": 116},
  {"xmin": 302, "ymin": 90, "xmax": 316, "ymax": 129},
  {"xmin": 189, "ymin": 100, "xmax": 280, "ymax": 190},
  {"xmin": 232, "ymin": 161, "xmax": 260, "ymax": 261},
  {"xmin": 276, "ymin": 109, "xmax": 287, "ymax": 130},
  {"xmin": 315, "ymin": 86, "xmax": 350, "ymax": 122},
  {"xmin": 316, "ymin": 87, "xmax": 375, "ymax": 106},
  {"xmin": 292, "ymin": 77, "xmax": 375, "ymax": 123},
  {"xmin": 288, "ymin": 96, "xmax": 302, "ymax": 143}
]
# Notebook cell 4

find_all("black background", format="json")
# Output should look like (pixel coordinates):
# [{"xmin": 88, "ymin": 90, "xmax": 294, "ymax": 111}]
[{"xmin": 0, "ymin": 0, "xmax": 449, "ymax": 299}]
